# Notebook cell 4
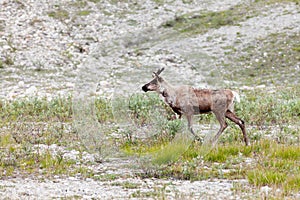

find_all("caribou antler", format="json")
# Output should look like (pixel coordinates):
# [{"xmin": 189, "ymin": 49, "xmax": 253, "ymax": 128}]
[{"xmin": 153, "ymin": 67, "xmax": 164, "ymax": 77}]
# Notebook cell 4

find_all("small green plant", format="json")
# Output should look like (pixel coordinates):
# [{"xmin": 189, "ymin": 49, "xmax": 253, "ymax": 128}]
[
  {"xmin": 0, "ymin": 134, "xmax": 13, "ymax": 147},
  {"xmin": 128, "ymin": 93, "xmax": 165, "ymax": 125},
  {"xmin": 95, "ymin": 98, "xmax": 113, "ymax": 123},
  {"xmin": 1, "ymin": 55, "xmax": 14, "ymax": 66},
  {"xmin": 121, "ymin": 181, "xmax": 140, "ymax": 189},
  {"xmin": 38, "ymin": 151, "xmax": 75, "ymax": 175},
  {"xmin": 48, "ymin": 9, "xmax": 69, "ymax": 20},
  {"xmin": 77, "ymin": 10, "xmax": 92, "ymax": 16},
  {"xmin": 246, "ymin": 140, "xmax": 300, "ymax": 194},
  {"xmin": 165, "ymin": 119, "xmax": 183, "ymax": 137},
  {"xmin": 271, "ymin": 145, "xmax": 300, "ymax": 160},
  {"xmin": 93, "ymin": 173, "xmax": 118, "ymax": 181},
  {"xmin": 88, "ymin": 0, "xmax": 101, "ymax": 3}
]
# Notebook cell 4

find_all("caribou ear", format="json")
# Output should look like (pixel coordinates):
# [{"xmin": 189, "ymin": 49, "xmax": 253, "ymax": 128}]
[
  {"xmin": 153, "ymin": 72, "xmax": 164, "ymax": 83},
  {"xmin": 153, "ymin": 72, "xmax": 159, "ymax": 77}
]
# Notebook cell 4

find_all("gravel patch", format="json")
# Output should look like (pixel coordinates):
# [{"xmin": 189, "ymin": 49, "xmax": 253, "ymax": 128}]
[{"xmin": 0, "ymin": 176, "xmax": 248, "ymax": 199}]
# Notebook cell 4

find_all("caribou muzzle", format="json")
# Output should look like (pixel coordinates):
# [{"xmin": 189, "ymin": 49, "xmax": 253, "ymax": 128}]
[{"xmin": 142, "ymin": 84, "xmax": 149, "ymax": 92}]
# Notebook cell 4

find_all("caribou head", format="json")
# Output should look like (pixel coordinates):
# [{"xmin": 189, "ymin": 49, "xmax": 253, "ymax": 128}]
[{"xmin": 142, "ymin": 68, "xmax": 165, "ymax": 92}]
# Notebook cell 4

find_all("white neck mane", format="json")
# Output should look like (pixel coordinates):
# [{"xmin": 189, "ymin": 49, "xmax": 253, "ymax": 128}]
[{"xmin": 159, "ymin": 79, "xmax": 177, "ymax": 106}]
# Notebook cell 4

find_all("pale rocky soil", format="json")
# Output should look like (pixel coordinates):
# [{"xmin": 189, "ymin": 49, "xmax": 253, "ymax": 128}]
[
  {"xmin": 0, "ymin": 0, "xmax": 300, "ymax": 199},
  {"xmin": 1, "ymin": 0, "xmax": 299, "ymax": 99},
  {"xmin": 0, "ymin": 143, "xmax": 254, "ymax": 199}
]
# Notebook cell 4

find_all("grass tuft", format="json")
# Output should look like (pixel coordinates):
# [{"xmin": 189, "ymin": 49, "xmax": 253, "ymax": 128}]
[
  {"xmin": 247, "ymin": 170, "xmax": 287, "ymax": 186},
  {"xmin": 152, "ymin": 134, "xmax": 192, "ymax": 165}
]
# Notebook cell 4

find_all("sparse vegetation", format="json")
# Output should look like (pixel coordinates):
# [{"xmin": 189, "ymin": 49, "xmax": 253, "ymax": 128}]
[
  {"xmin": 236, "ymin": 88, "xmax": 300, "ymax": 127},
  {"xmin": 0, "ymin": 86, "xmax": 298, "ymax": 197},
  {"xmin": 1, "ymin": 0, "xmax": 300, "ymax": 198},
  {"xmin": 48, "ymin": 9, "xmax": 69, "ymax": 20},
  {"xmin": 162, "ymin": 0, "xmax": 300, "ymax": 36},
  {"xmin": 0, "ymin": 55, "xmax": 14, "ymax": 68},
  {"xmin": 224, "ymin": 32, "xmax": 300, "ymax": 86},
  {"xmin": 77, "ymin": 10, "xmax": 92, "ymax": 16}
]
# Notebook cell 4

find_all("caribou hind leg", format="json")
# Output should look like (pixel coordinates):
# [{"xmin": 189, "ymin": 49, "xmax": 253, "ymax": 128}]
[{"xmin": 225, "ymin": 110, "xmax": 250, "ymax": 146}]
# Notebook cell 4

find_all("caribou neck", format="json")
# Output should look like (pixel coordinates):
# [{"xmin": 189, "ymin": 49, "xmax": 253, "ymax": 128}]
[{"xmin": 159, "ymin": 80, "xmax": 177, "ymax": 106}]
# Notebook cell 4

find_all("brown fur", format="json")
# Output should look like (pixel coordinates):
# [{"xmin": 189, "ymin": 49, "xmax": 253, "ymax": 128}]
[{"xmin": 142, "ymin": 68, "xmax": 250, "ymax": 146}]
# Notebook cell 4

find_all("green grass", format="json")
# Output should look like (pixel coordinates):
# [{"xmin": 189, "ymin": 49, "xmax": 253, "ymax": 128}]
[
  {"xmin": 139, "ymin": 139, "xmax": 300, "ymax": 196},
  {"xmin": 93, "ymin": 173, "xmax": 118, "ymax": 181},
  {"xmin": 204, "ymin": 145, "xmax": 242, "ymax": 163},
  {"xmin": 77, "ymin": 10, "xmax": 92, "ymax": 16},
  {"xmin": 88, "ymin": 0, "xmax": 101, "ymax": 3},
  {"xmin": 161, "ymin": 0, "xmax": 299, "ymax": 36},
  {"xmin": 0, "ymin": 87, "xmax": 298, "ymax": 135},
  {"xmin": 151, "ymin": 134, "xmax": 192, "ymax": 165},
  {"xmin": 162, "ymin": 5, "xmax": 249, "ymax": 35},
  {"xmin": 246, "ymin": 141, "xmax": 300, "ymax": 194},
  {"xmin": 259, "ymin": 0, "xmax": 300, "ymax": 3},
  {"xmin": 247, "ymin": 170, "xmax": 287, "ymax": 186},
  {"xmin": 120, "ymin": 181, "xmax": 141, "ymax": 189},
  {"xmin": 0, "ymin": 87, "xmax": 299, "ymax": 197},
  {"xmin": 48, "ymin": 9, "xmax": 69, "ymax": 20},
  {"xmin": 0, "ymin": 96, "xmax": 73, "ymax": 123}
]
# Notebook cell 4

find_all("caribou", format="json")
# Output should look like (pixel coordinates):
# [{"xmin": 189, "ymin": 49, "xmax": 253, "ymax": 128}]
[{"xmin": 142, "ymin": 68, "xmax": 250, "ymax": 146}]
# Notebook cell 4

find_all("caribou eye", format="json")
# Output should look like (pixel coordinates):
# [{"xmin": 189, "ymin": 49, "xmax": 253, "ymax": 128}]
[{"xmin": 162, "ymin": 91, "xmax": 168, "ymax": 97}]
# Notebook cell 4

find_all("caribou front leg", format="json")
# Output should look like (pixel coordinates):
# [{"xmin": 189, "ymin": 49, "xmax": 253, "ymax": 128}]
[
  {"xmin": 211, "ymin": 110, "xmax": 228, "ymax": 146},
  {"xmin": 186, "ymin": 114, "xmax": 201, "ymax": 141}
]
